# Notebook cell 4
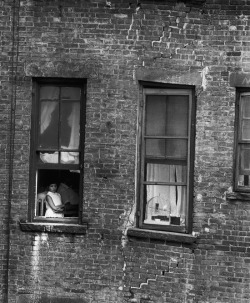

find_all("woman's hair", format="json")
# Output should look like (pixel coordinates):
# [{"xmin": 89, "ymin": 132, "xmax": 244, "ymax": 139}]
[{"xmin": 45, "ymin": 183, "xmax": 57, "ymax": 191}]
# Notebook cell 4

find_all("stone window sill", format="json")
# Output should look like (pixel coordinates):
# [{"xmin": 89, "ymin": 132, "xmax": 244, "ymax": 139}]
[
  {"xmin": 19, "ymin": 221, "xmax": 88, "ymax": 234},
  {"xmin": 127, "ymin": 228, "xmax": 196, "ymax": 244},
  {"xmin": 226, "ymin": 192, "xmax": 250, "ymax": 201}
]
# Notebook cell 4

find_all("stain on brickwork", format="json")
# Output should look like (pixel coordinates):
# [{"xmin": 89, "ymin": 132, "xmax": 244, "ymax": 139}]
[{"xmin": 1, "ymin": 0, "xmax": 250, "ymax": 302}]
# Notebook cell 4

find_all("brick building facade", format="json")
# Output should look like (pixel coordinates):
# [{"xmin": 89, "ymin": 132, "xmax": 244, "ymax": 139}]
[{"xmin": 2, "ymin": 0, "xmax": 250, "ymax": 302}]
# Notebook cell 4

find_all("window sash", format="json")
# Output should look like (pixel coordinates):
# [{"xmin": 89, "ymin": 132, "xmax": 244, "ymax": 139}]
[
  {"xmin": 138, "ymin": 88, "xmax": 194, "ymax": 232},
  {"xmin": 235, "ymin": 92, "xmax": 250, "ymax": 191},
  {"xmin": 29, "ymin": 79, "xmax": 86, "ymax": 223}
]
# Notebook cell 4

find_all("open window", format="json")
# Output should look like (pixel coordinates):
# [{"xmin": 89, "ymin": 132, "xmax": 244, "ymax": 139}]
[
  {"xmin": 138, "ymin": 86, "xmax": 195, "ymax": 233},
  {"xmin": 234, "ymin": 89, "xmax": 250, "ymax": 192},
  {"xmin": 29, "ymin": 78, "xmax": 86, "ymax": 223}
]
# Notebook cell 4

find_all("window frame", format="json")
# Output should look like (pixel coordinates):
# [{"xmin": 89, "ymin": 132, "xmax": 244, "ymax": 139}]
[
  {"xmin": 234, "ymin": 88, "xmax": 250, "ymax": 193},
  {"xmin": 29, "ymin": 78, "xmax": 87, "ymax": 224},
  {"xmin": 137, "ymin": 83, "xmax": 196, "ymax": 234}
]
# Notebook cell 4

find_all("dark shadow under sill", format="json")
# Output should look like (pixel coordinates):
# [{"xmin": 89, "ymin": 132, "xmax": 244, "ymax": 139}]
[
  {"xmin": 127, "ymin": 228, "xmax": 197, "ymax": 244},
  {"xmin": 226, "ymin": 191, "xmax": 250, "ymax": 201},
  {"xmin": 19, "ymin": 221, "xmax": 88, "ymax": 234}
]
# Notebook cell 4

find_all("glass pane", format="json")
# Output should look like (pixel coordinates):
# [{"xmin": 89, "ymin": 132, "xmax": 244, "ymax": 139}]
[
  {"xmin": 238, "ymin": 175, "xmax": 250, "ymax": 187},
  {"xmin": 242, "ymin": 95, "xmax": 250, "ymax": 118},
  {"xmin": 240, "ymin": 147, "xmax": 250, "ymax": 173},
  {"xmin": 146, "ymin": 95, "xmax": 166, "ymax": 136},
  {"xmin": 38, "ymin": 101, "xmax": 59, "ymax": 149},
  {"xmin": 145, "ymin": 139, "xmax": 165, "ymax": 157},
  {"xmin": 146, "ymin": 163, "xmax": 187, "ymax": 183},
  {"xmin": 60, "ymin": 152, "xmax": 79, "ymax": 164},
  {"xmin": 36, "ymin": 169, "xmax": 80, "ymax": 218},
  {"xmin": 166, "ymin": 139, "xmax": 187, "ymax": 158},
  {"xmin": 145, "ymin": 95, "xmax": 188, "ymax": 137},
  {"xmin": 40, "ymin": 86, "xmax": 59, "ymax": 101},
  {"xmin": 60, "ymin": 102, "xmax": 80, "ymax": 149},
  {"xmin": 166, "ymin": 96, "xmax": 188, "ymax": 137},
  {"xmin": 40, "ymin": 152, "xmax": 59, "ymax": 164},
  {"xmin": 145, "ymin": 139, "xmax": 187, "ymax": 158},
  {"xmin": 144, "ymin": 185, "xmax": 186, "ymax": 226},
  {"xmin": 242, "ymin": 120, "xmax": 250, "ymax": 140},
  {"xmin": 61, "ymin": 87, "xmax": 81, "ymax": 100}
]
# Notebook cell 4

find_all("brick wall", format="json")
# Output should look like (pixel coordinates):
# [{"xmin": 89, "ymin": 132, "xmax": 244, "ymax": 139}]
[{"xmin": 2, "ymin": 0, "xmax": 250, "ymax": 302}]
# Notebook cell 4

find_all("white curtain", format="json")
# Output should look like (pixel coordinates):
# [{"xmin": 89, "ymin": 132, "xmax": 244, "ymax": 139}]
[
  {"xmin": 40, "ymin": 86, "xmax": 59, "ymax": 134},
  {"xmin": 66, "ymin": 103, "xmax": 80, "ymax": 149},
  {"xmin": 145, "ymin": 163, "xmax": 186, "ymax": 225},
  {"xmin": 39, "ymin": 86, "xmax": 80, "ymax": 164}
]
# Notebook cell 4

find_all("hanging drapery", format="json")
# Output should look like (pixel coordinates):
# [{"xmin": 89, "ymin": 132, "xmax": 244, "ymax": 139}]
[
  {"xmin": 144, "ymin": 163, "xmax": 186, "ymax": 225},
  {"xmin": 38, "ymin": 86, "xmax": 80, "ymax": 164}
]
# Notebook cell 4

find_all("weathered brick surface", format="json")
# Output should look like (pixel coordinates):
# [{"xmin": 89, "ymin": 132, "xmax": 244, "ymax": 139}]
[{"xmin": 2, "ymin": 0, "xmax": 250, "ymax": 302}]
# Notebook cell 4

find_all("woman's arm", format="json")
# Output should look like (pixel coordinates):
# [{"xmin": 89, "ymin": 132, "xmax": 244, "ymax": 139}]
[{"xmin": 46, "ymin": 195, "xmax": 64, "ymax": 213}]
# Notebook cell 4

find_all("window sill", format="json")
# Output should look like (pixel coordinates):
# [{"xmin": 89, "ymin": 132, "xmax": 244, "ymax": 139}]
[
  {"xmin": 127, "ymin": 228, "xmax": 196, "ymax": 244},
  {"xmin": 226, "ymin": 191, "xmax": 250, "ymax": 201},
  {"xmin": 19, "ymin": 220, "xmax": 88, "ymax": 234}
]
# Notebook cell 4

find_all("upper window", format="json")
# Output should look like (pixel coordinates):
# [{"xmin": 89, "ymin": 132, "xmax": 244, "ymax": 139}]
[
  {"xmin": 138, "ymin": 86, "xmax": 195, "ymax": 233},
  {"xmin": 29, "ymin": 78, "xmax": 86, "ymax": 223},
  {"xmin": 235, "ymin": 90, "xmax": 250, "ymax": 192}
]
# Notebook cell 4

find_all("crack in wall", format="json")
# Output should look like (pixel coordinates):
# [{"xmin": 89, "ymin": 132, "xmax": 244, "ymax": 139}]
[
  {"xmin": 152, "ymin": 27, "xmax": 165, "ymax": 47},
  {"xmin": 130, "ymin": 278, "xmax": 157, "ymax": 290}
]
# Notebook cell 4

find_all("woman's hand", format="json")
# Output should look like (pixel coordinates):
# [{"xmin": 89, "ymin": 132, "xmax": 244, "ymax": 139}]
[
  {"xmin": 46, "ymin": 195, "xmax": 64, "ymax": 213},
  {"xmin": 53, "ymin": 205, "xmax": 64, "ymax": 213}
]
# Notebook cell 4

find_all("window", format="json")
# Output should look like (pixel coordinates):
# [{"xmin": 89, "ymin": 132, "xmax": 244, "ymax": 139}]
[
  {"xmin": 235, "ymin": 89, "xmax": 250, "ymax": 192},
  {"xmin": 138, "ymin": 86, "xmax": 195, "ymax": 233},
  {"xmin": 29, "ymin": 78, "xmax": 86, "ymax": 223}
]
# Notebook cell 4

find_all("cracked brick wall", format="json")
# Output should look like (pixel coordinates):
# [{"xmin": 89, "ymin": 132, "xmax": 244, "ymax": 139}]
[{"xmin": 2, "ymin": 0, "xmax": 250, "ymax": 302}]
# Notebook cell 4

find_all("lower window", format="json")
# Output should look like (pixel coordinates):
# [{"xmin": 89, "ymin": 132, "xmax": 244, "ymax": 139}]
[{"xmin": 138, "ymin": 85, "xmax": 195, "ymax": 233}]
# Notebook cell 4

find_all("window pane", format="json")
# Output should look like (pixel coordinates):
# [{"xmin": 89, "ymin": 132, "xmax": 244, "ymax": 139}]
[
  {"xmin": 145, "ymin": 139, "xmax": 165, "ymax": 157},
  {"xmin": 36, "ymin": 169, "xmax": 80, "ymax": 218},
  {"xmin": 61, "ymin": 87, "xmax": 81, "ymax": 100},
  {"xmin": 40, "ymin": 152, "xmax": 59, "ymax": 164},
  {"xmin": 38, "ymin": 101, "xmax": 59, "ymax": 149},
  {"xmin": 146, "ymin": 163, "xmax": 187, "ymax": 183},
  {"xmin": 240, "ymin": 146, "xmax": 250, "ymax": 173},
  {"xmin": 165, "ymin": 96, "xmax": 189, "ymax": 137},
  {"xmin": 145, "ymin": 139, "xmax": 187, "ymax": 158},
  {"xmin": 40, "ymin": 86, "xmax": 59, "ymax": 101},
  {"xmin": 166, "ymin": 139, "xmax": 187, "ymax": 158},
  {"xmin": 242, "ymin": 95, "xmax": 250, "ymax": 118},
  {"xmin": 238, "ymin": 175, "xmax": 250, "ymax": 187},
  {"xmin": 242, "ymin": 120, "xmax": 250, "ymax": 140},
  {"xmin": 146, "ymin": 96, "xmax": 166, "ymax": 136},
  {"xmin": 60, "ymin": 152, "xmax": 79, "ymax": 164},
  {"xmin": 144, "ymin": 185, "xmax": 186, "ymax": 226},
  {"xmin": 60, "ymin": 101, "xmax": 80, "ymax": 149},
  {"xmin": 145, "ymin": 95, "xmax": 188, "ymax": 137}
]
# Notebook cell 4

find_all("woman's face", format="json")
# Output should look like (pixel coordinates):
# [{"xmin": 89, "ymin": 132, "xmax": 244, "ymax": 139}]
[{"xmin": 49, "ymin": 184, "xmax": 57, "ymax": 193}]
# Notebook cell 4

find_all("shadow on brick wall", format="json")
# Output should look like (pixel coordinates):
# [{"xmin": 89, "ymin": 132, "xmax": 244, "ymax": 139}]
[{"xmin": 17, "ymin": 294, "xmax": 87, "ymax": 303}]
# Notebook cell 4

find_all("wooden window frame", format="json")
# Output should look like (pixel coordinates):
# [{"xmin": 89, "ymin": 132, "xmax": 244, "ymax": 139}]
[
  {"xmin": 29, "ymin": 78, "xmax": 87, "ymax": 224},
  {"xmin": 137, "ymin": 83, "xmax": 196, "ymax": 234},
  {"xmin": 234, "ymin": 89, "xmax": 250, "ymax": 193}
]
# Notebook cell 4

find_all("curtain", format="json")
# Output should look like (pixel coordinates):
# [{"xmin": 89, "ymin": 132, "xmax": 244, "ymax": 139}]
[
  {"xmin": 144, "ymin": 95, "xmax": 188, "ymax": 225},
  {"xmin": 144, "ymin": 164, "xmax": 186, "ymax": 225},
  {"xmin": 39, "ymin": 86, "xmax": 80, "ymax": 164}
]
